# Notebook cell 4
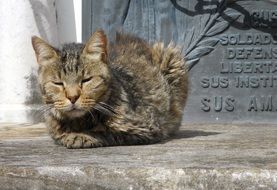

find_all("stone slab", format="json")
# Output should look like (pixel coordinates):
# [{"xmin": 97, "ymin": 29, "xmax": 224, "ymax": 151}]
[
  {"xmin": 183, "ymin": 1, "xmax": 277, "ymax": 124},
  {"xmin": 0, "ymin": 123, "xmax": 277, "ymax": 189}
]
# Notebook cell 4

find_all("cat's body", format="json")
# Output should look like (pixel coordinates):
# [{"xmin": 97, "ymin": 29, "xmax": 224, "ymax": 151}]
[{"xmin": 32, "ymin": 31, "xmax": 188, "ymax": 148}]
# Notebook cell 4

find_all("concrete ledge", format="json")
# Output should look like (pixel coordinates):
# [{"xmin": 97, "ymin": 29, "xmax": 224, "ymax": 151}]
[{"xmin": 0, "ymin": 123, "xmax": 277, "ymax": 189}]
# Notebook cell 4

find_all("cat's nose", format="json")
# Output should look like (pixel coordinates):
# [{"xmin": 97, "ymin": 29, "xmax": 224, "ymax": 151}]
[
  {"xmin": 67, "ymin": 95, "xmax": 80, "ymax": 104},
  {"xmin": 65, "ymin": 85, "xmax": 81, "ymax": 104}
]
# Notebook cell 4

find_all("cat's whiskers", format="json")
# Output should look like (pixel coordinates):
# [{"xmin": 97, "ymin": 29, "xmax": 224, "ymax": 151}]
[
  {"xmin": 86, "ymin": 109, "xmax": 96, "ymax": 122},
  {"xmin": 99, "ymin": 102, "xmax": 116, "ymax": 111},
  {"xmin": 54, "ymin": 106, "xmax": 68, "ymax": 110},
  {"xmin": 98, "ymin": 102, "xmax": 117, "ymax": 114},
  {"xmin": 38, "ymin": 104, "xmax": 53, "ymax": 110},
  {"xmin": 80, "ymin": 99, "xmax": 95, "ymax": 108},
  {"xmin": 35, "ymin": 104, "xmax": 54, "ymax": 118},
  {"xmin": 81, "ymin": 102, "xmax": 94, "ymax": 106},
  {"xmin": 92, "ymin": 106, "xmax": 106, "ymax": 115},
  {"xmin": 81, "ymin": 99, "xmax": 96, "ymax": 103},
  {"xmin": 54, "ymin": 103, "xmax": 71, "ymax": 111},
  {"xmin": 93, "ymin": 103, "xmax": 117, "ymax": 116},
  {"xmin": 54, "ymin": 100, "xmax": 67, "ymax": 107}
]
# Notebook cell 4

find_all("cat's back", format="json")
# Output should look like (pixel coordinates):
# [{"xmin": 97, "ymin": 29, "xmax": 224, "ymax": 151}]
[
  {"xmin": 109, "ymin": 33, "xmax": 170, "ymax": 111},
  {"xmin": 108, "ymin": 33, "xmax": 155, "ymax": 72},
  {"xmin": 109, "ymin": 33, "xmax": 166, "ymax": 88},
  {"xmin": 108, "ymin": 33, "xmax": 188, "ymax": 135}
]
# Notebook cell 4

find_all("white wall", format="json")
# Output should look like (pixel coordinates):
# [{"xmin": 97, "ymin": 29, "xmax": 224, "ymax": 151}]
[
  {"xmin": 0, "ymin": 0, "xmax": 82, "ymax": 123},
  {"xmin": 0, "ymin": 0, "xmax": 59, "ymax": 123},
  {"xmin": 73, "ymin": 0, "xmax": 82, "ymax": 43},
  {"xmin": 56, "ymin": 0, "xmax": 82, "ymax": 44},
  {"xmin": 56, "ymin": 0, "xmax": 77, "ymax": 44}
]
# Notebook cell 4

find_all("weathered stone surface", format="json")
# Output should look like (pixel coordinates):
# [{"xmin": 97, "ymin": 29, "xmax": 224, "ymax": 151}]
[
  {"xmin": 0, "ymin": 123, "xmax": 277, "ymax": 189},
  {"xmin": 184, "ymin": 1, "xmax": 277, "ymax": 124}
]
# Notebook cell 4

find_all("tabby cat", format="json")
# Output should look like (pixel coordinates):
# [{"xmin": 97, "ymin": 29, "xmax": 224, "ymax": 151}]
[{"xmin": 31, "ymin": 30, "xmax": 188, "ymax": 148}]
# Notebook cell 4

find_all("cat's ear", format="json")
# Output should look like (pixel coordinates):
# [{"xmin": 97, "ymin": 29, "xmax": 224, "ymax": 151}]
[
  {"xmin": 82, "ymin": 30, "xmax": 107, "ymax": 62},
  {"xmin": 31, "ymin": 36, "xmax": 58, "ymax": 65}
]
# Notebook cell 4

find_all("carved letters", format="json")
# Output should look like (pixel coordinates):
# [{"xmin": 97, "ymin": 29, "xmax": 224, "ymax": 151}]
[{"xmin": 198, "ymin": 7, "xmax": 277, "ymax": 114}]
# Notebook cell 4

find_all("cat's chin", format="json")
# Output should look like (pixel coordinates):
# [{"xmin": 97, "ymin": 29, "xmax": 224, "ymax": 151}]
[
  {"xmin": 64, "ymin": 109, "xmax": 87, "ymax": 118},
  {"xmin": 50, "ymin": 107, "xmax": 87, "ymax": 120}
]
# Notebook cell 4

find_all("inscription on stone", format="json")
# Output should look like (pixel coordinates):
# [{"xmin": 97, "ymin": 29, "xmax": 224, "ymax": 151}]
[{"xmin": 183, "ymin": 1, "xmax": 277, "ymax": 123}]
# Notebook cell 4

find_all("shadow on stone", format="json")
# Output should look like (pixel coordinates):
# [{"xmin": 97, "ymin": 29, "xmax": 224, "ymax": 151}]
[
  {"xmin": 174, "ymin": 130, "xmax": 221, "ymax": 139},
  {"xmin": 158, "ymin": 130, "xmax": 220, "ymax": 144}
]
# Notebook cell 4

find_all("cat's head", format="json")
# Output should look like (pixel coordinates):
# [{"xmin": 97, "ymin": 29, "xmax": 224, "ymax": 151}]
[{"xmin": 32, "ymin": 30, "xmax": 111, "ymax": 119}]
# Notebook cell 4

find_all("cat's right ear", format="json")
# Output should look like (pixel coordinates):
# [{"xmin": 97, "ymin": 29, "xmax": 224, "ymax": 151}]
[
  {"xmin": 31, "ymin": 36, "xmax": 58, "ymax": 65},
  {"xmin": 82, "ymin": 30, "xmax": 107, "ymax": 63}
]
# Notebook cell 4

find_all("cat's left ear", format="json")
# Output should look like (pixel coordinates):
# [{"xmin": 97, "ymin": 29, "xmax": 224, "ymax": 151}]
[
  {"xmin": 82, "ymin": 30, "xmax": 107, "ymax": 62},
  {"xmin": 31, "ymin": 36, "xmax": 59, "ymax": 65}
]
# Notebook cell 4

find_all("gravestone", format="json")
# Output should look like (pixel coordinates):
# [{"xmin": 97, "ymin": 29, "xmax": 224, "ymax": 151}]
[
  {"xmin": 82, "ymin": 0, "xmax": 277, "ymax": 123},
  {"xmin": 183, "ymin": 0, "xmax": 277, "ymax": 123}
]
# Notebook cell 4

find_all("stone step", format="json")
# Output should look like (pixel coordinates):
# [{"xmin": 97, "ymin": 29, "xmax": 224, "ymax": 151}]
[{"xmin": 0, "ymin": 123, "xmax": 276, "ymax": 190}]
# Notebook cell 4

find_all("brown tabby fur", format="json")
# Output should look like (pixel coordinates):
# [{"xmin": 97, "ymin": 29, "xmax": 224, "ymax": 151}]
[{"xmin": 31, "ymin": 30, "xmax": 188, "ymax": 148}]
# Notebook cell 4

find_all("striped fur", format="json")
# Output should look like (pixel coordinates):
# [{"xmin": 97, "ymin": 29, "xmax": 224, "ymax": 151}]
[{"xmin": 32, "ymin": 30, "xmax": 188, "ymax": 148}]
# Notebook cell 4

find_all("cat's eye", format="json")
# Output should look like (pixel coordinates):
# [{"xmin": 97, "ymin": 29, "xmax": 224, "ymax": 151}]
[
  {"xmin": 53, "ymin": 82, "xmax": 64, "ymax": 86},
  {"xmin": 81, "ymin": 77, "xmax": 92, "ymax": 83}
]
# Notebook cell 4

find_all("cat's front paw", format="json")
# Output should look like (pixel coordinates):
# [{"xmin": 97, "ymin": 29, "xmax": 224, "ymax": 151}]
[{"xmin": 63, "ymin": 133, "xmax": 102, "ymax": 149}]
